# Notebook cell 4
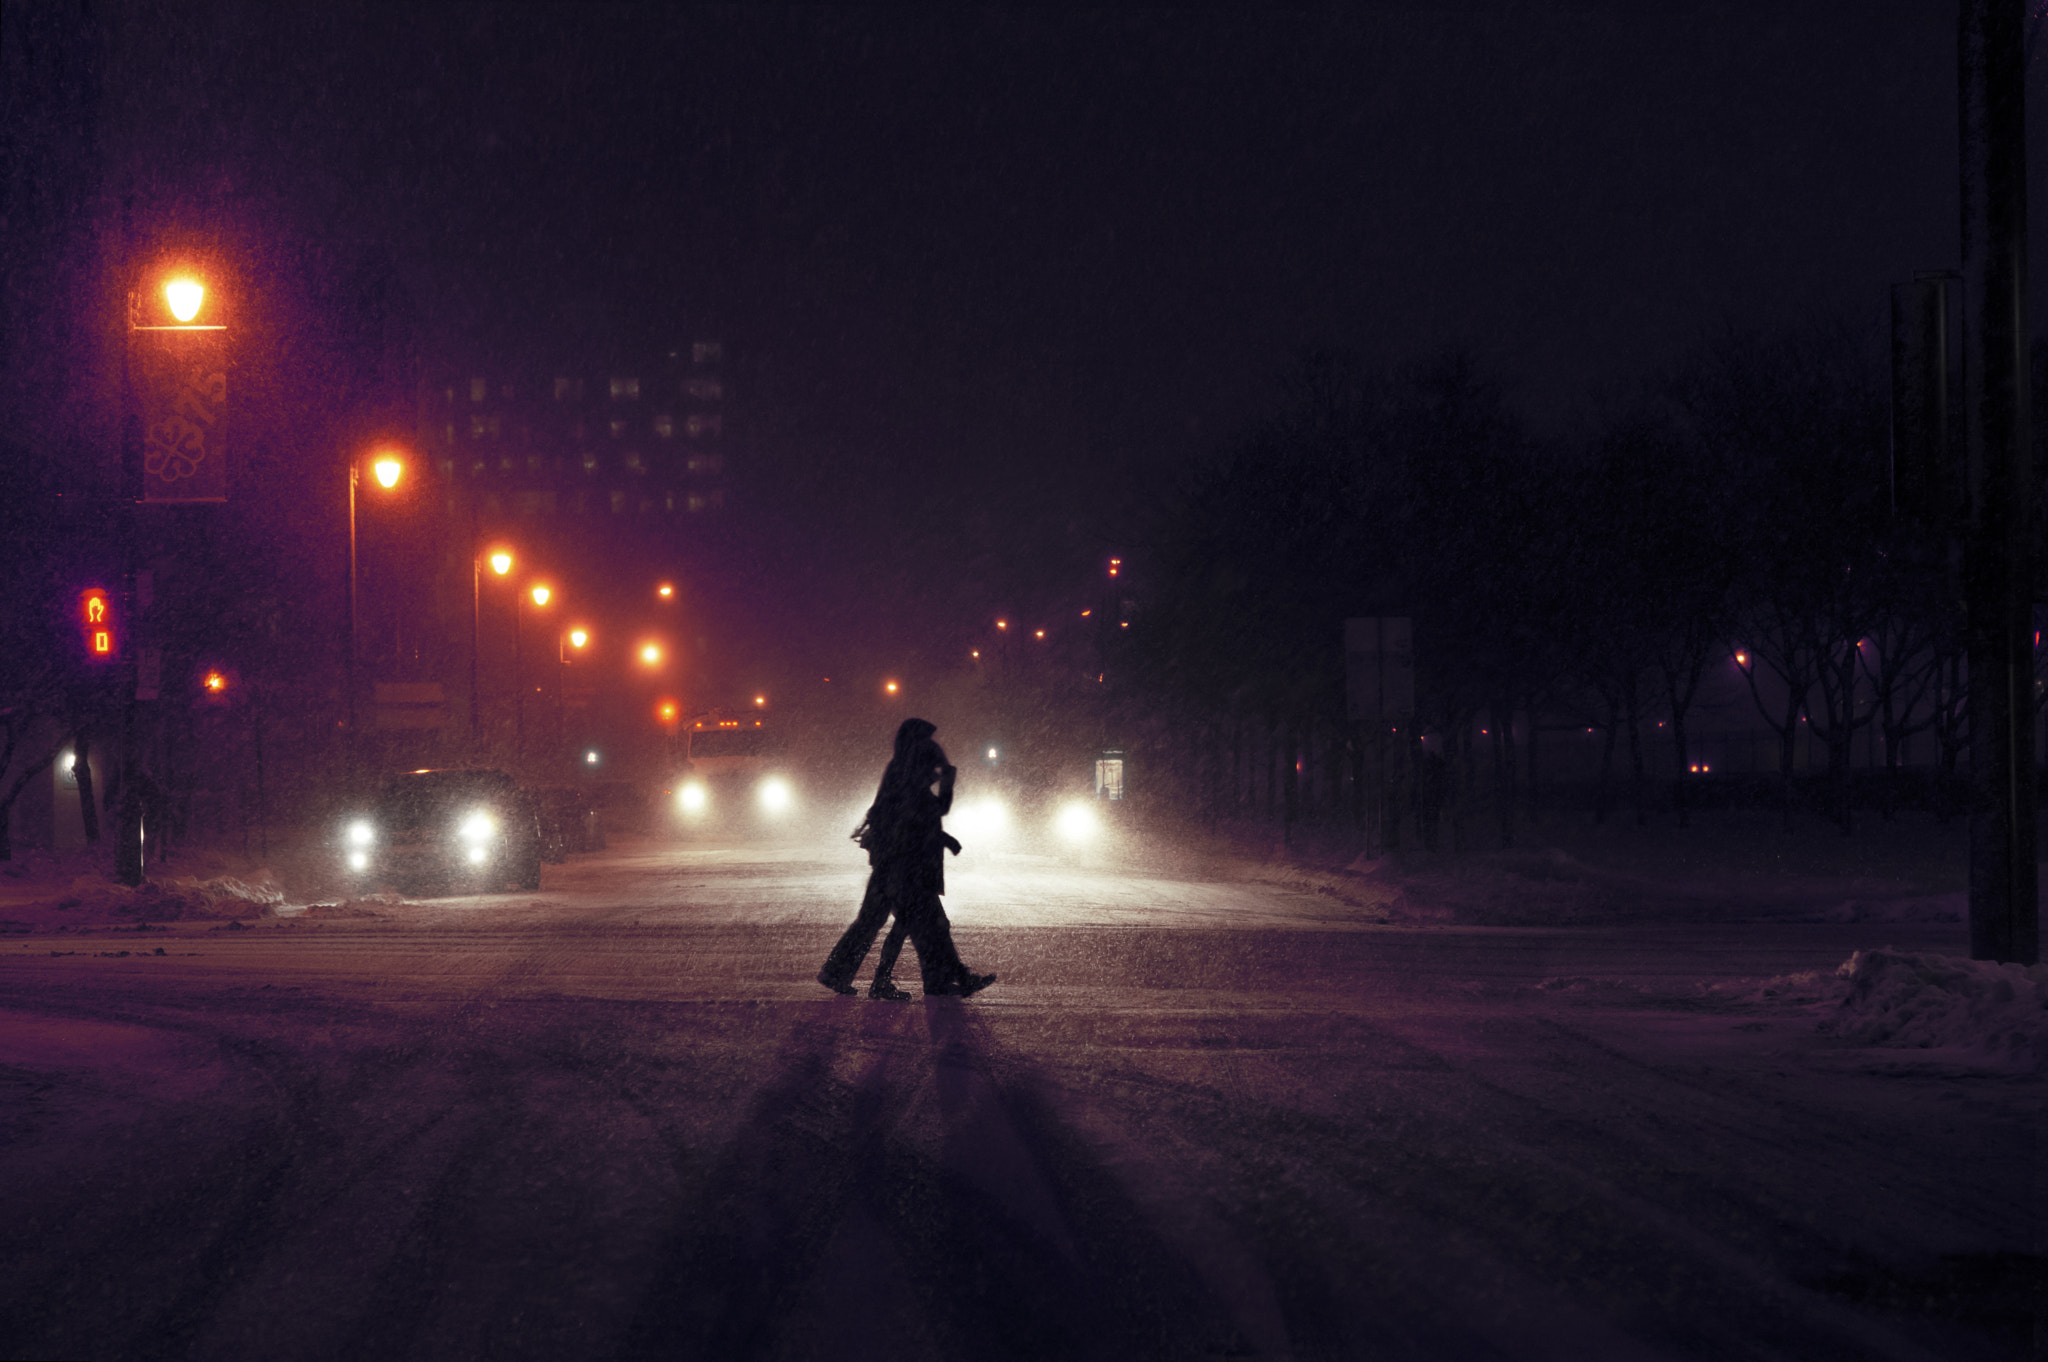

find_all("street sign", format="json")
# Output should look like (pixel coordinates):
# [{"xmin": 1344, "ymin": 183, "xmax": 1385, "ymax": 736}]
[{"xmin": 374, "ymin": 681, "xmax": 448, "ymax": 730}]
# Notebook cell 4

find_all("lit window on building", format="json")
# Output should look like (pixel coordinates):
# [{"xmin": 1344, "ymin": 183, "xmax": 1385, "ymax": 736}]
[
  {"xmin": 610, "ymin": 376, "xmax": 640, "ymax": 400},
  {"xmin": 471, "ymin": 413, "xmax": 500, "ymax": 439},
  {"xmin": 444, "ymin": 385, "xmax": 457, "ymax": 404},
  {"xmin": 471, "ymin": 377, "xmax": 487, "ymax": 402},
  {"xmin": 665, "ymin": 493, "xmax": 676, "ymax": 512},
  {"xmin": 581, "ymin": 452, "xmax": 599, "ymax": 473},
  {"xmin": 443, "ymin": 422, "xmax": 456, "ymax": 444},
  {"xmin": 527, "ymin": 454, "xmax": 544, "ymax": 472},
  {"xmin": 554, "ymin": 376, "xmax": 575, "ymax": 400},
  {"xmin": 684, "ymin": 377, "xmax": 722, "ymax": 400},
  {"xmin": 686, "ymin": 457, "xmax": 701, "ymax": 474},
  {"xmin": 688, "ymin": 494, "xmax": 706, "ymax": 513},
  {"xmin": 611, "ymin": 490, "xmax": 627, "ymax": 514},
  {"xmin": 624, "ymin": 451, "xmax": 643, "ymax": 472},
  {"xmin": 609, "ymin": 419, "xmax": 627, "ymax": 438},
  {"xmin": 685, "ymin": 413, "xmax": 721, "ymax": 438},
  {"xmin": 653, "ymin": 414, "xmax": 673, "ymax": 438},
  {"xmin": 500, "ymin": 455, "xmax": 514, "ymax": 471},
  {"xmin": 693, "ymin": 341, "xmax": 722, "ymax": 364}
]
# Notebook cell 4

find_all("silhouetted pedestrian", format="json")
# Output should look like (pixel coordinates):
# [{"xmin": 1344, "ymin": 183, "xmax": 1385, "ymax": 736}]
[{"xmin": 817, "ymin": 718, "xmax": 995, "ymax": 999}]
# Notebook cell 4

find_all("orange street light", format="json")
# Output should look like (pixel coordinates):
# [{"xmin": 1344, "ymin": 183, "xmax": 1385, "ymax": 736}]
[
  {"xmin": 347, "ymin": 446, "xmax": 407, "ymax": 791},
  {"xmin": 568, "ymin": 628, "xmax": 589, "ymax": 650},
  {"xmin": 640, "ymin": 643, "xmax": 663, "ymax": 666},
  {"xmin": 657, "ymin": 583, "xmax": 675, "ymax": 599},
  {"xmin": 165, "ymin": 278, "xmax": 205, "ymax": 323},
  {"xmin": 884, "ymin": 679, "xmax": 900, "ymax": 695},
  {"xmin": 531, "ymin": 584, "xmax": 551, "ymax": 607},
  {"xmin": 490, "ymin": 550, "xmax": 513, "ymax": 576}
]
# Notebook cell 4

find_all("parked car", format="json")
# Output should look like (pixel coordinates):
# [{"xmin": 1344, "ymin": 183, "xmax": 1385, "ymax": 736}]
[
  {"xmin": 536, "ymin": 785, "xmax": 602, "ymax": 857},
  {"xmin": 586, "ymin": 780, "xmax": 654, "ymax": 840},
  {"xmin": 339, "ymin": 768, "xmax": 544, "ymax": 893}
]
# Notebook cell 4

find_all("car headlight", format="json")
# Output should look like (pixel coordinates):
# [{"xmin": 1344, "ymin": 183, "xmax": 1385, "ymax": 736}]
[
  {"xmin": 1055, "ymin": 802, "xmax": 1100, "ymax": 843},
  {"xmin": 678, "ymin": 783, "xmax": 708, "ymax": 814},
  {"xmin": 458, "ymin": 811, "xmax": 496, "ymax": 843},
  {"xmin": 346, "ymin": 850, "xmax": 369, "ymax": 871},
  {"xmin": 757, "ymin": 776, "xmax": 793, "ymax": 815},
  {"xmin": 950, "ymin": 798, "xmax": 1009, "ymax": 842},
  {"xmin": 346, "ymin": 820, "xmax": 374, "ymax": 846}
]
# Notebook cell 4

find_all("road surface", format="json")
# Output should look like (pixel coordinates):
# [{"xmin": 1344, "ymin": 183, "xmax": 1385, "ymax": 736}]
[{"xmin": 0, "ymin": 835, "xmax": 2038, "ymax": 1360}]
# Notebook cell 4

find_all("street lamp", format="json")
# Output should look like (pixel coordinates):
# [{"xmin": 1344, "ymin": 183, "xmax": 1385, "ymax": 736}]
[
  {"xmin": 515, "ymin": 581, "xmax": 553, "ymax": 756},
  {"xmin": 471, "ymin": 546, "xmax": 514, "ymax": 739},
  {"xmin": 556, "ymin": 627, "xmax": 589, "ymax": 759},
  {"xmin": 347, "ymin": 447, "xmax": 404, "ymax": 791}
]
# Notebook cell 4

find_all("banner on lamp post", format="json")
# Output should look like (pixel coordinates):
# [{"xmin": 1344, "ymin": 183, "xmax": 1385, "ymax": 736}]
[{"xmin": 134, "ymin": 329, "xmax": 227, "ymax": 502}]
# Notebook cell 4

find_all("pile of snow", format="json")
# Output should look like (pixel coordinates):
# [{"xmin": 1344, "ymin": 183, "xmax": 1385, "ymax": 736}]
[
  {"xmin": 1823, "ymin": 948, "xmax": 2047, "ymax": 1073},
  {"xmin": 46, "ymin": 870, "xmax": 284, "ymax": 923}
]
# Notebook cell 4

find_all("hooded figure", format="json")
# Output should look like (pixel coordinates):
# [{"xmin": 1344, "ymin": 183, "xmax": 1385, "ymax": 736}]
[{"xmin": 818, "ymin": 718, "xmax": 994, "ymax": 999}]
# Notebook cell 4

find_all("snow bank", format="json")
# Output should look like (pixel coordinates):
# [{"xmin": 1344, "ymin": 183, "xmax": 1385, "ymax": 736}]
[
  {"xmin": 1823, "ymin": 948, "xmax": 2048, "ymax": 1073},
  {"xmin": 39, "ymin": 870, "xmax": 284, "ymax": 923}
]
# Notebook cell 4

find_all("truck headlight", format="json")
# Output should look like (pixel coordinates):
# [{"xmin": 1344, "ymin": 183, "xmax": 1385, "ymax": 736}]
[
  {"xmin": 757, "ymin": 776, "xmax": 794, "ymax": 814},
  {"xmin": 458, "ymin": 811, "xmax": 496, "ymax": 843},
  {"xmin": 678, "ymin": 783, "xmax": 708, "ymax": 815},
  {"xmin": 346, "ymin": 820, "xmax": 374, "ymax": 846}
]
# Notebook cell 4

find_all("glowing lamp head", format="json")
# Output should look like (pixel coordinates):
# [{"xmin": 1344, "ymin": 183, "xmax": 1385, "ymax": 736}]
[
  {"xmin": 640, "ymin": 644, "xmax": 661, "ymax": 665},
  {"xmin": 584, "ymin": 750, "xmax": 600, "ymax": 765},
  {"xmin": 657, "ymin": 583, "xmax": 674, "ymax": 599},
  {"xmin": 204, "ymin": 671, "xmax": 226, "ymax": 693},
  {"xmin": 884, "ymin": 680, "xmax": 899, "ymax": 695},
  {"xmin": 754, "ymin": 695, "xmax": 766, "ymax": 707},
  {"xmin": 489, "ymin": 551, "xmax": 513, "ymax": 575},
  {"xmin": 371, "ymin": 456, "xmax": 403, "ymax": 489},
  {"xmin": 164, "ymin": 279, "xmax": 204, "ymax": 323},
  {"xmin": 531, "ymin": 585, "xmax": 550, "ymax": 607},
  {"xmin": 568, "ymin": 629, "xmax": 588, "ymax": 649}
]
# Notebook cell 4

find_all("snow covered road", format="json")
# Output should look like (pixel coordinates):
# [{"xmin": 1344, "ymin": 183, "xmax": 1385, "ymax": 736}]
[{"xmin": 0, "ymin": 836, "xmax": 2038, "ymax": 1360}]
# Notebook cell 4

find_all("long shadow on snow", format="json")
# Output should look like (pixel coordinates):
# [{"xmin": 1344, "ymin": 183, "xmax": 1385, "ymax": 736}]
[{"xmin": 616, "ymin": 997, "xmax": 1253, "ymax": 1362}]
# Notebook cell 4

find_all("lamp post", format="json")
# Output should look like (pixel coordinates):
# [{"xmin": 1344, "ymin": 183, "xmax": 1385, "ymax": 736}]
[
  {"xmin": 471, "ymin": 547, "xmax": 513, "ymax": 742},
  {"xmin": 557, "ymin": 627, "xmax": 589, "ymax": 762},
  {"xmin": 515, "ymin": 582, "xmax": 551, "ymax": 758},
  {"xmin": 347, "ymin": 450, "xmax": 403, "ymax": 792}
]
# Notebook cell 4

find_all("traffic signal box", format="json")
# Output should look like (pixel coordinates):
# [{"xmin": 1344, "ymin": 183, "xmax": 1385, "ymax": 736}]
[{"xmin": 79, "ymin": 588, "xmax": 117, "ymax": 663}]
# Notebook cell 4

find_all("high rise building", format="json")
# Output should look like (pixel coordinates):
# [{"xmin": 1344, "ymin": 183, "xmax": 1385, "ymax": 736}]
[{"xmin": 423, "ymin": 338, "xmax": 728, "ymax": 525}]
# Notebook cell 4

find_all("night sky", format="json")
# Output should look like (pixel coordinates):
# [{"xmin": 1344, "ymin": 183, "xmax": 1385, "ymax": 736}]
[{"xmin": 27, "ymin": 1, "xmax": 2048, "ymax": 678}]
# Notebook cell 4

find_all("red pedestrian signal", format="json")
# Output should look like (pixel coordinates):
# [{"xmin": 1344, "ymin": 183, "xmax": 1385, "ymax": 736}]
[{"xmin": 79, "ymin": 589, "xmax": 117, "ymax": 663}]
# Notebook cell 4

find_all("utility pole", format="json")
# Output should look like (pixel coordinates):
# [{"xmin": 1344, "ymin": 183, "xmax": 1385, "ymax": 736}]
[{"xmin": 1958, "ymin": 0, "xmax": 2037, "ymax": 964}]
